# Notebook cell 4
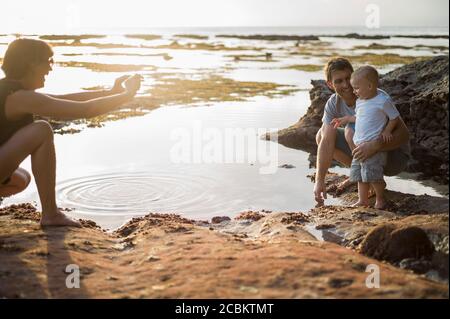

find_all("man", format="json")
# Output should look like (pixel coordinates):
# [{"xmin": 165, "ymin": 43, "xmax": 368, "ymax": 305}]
[{"xmin": 313, "ymin": 57, "xmax": 410, "ymax": 206}]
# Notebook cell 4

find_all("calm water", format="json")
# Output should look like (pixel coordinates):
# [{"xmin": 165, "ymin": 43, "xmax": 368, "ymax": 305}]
[{"xmin": 1, "ymin": 27, "xmax": 448, "ymax": 230}]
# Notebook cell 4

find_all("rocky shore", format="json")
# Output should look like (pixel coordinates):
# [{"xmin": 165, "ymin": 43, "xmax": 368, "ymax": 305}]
[
  {"xmin": 266, "ymin": 55, "xmax": 449, "ymax": 184},
  {"xmin": 0, "ymin": 171, "xmax": 448, "ymax": 298},
  {"xmin": 217, "ymin": 33, "xmax": 449, "ymax": 41}
]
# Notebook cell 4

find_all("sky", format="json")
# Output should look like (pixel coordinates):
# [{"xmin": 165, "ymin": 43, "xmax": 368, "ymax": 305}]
[{"xmin": 0, "ymin": 0, "xmax": 448, "ymax": 33}]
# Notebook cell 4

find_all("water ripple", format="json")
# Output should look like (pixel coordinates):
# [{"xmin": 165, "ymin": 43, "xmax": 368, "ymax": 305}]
[{"xmin": 56, "ymin": 171, "xmax": 225, "ymax": 217}]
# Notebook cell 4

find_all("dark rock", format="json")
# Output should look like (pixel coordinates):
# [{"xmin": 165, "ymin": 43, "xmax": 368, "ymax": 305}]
[
  {"xmin": 394, "ymin": 35, "xmax": 449, "ymax": 39},
  {"xmin": 235, "ymin": 211, "xmax": 265, "ymax": 222},
  {"xmin": 380, "ymin": 55, "xmax": 449, "ymax": 184},
  {"xmin": 430, "ymin": 251, "xmax": 449, "ymax": 280},
  {"xmin": 328, "ymin": 277, "xmax": 353, "ymax": 288},
  {"xmin": 279, "ymin": 164, "xmax": 296, "ymax": 169},
  {"xmin": 315, "ymin": 223, "xmax": 335, "ymax": 230},
  {"xmin": 360, "ymin": 224, "xmax": 435, "ymax": 263},
  {"xmin": 265, "ymin": 80, "xmax": 331, "ymax": 154},
  {"xmin": 327, "ymin": 33, "xmax": 390, "ymax": 40},
  {"xmin": 399, "ymin": 258, "xmax": 433, "ymax": 274},
  {"xmin": 280, "ymin": 212, "xmax": 309, "ymax": 224},
  {"xmin": 211, "ymin": 216, "xmax": 231, "ymax": 224},
  {"xmin": 217, "ymin": 34, "xmax": 320, "ymax": 41}
]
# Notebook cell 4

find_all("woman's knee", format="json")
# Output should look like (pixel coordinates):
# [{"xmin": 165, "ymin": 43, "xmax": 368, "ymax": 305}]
[
  {"xmin": 0, "ymin": 168, "xmax": 31, "ymax": 197},
  {"xmin": 32, "ymin": 120, "xmax": 54, "ymax": 142},
  {"xmin": 15, "ymin": 167, "xmax": 31, "ymax": 189}
]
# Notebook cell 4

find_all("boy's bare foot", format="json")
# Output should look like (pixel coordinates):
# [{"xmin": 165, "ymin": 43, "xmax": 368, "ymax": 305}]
[
  {"xmin": 368, "ymin": 181, "xmax": 386, "ymax": 198},
  {"xmin": 374, "ymin": 199, "xmax": 386, "ymax": 210},
  {"xmin": 40, "ymin": 209, "xmax": 81, "ymax": 227},
  {"xmin": 352, "ymin": 201, "xmax": 369, "ymax": 207}
]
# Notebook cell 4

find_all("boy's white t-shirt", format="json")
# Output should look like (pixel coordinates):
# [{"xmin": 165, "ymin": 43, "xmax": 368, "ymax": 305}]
[{"xmin": 353, "ymin": 89, "xmax": 400, "ymax": 145}]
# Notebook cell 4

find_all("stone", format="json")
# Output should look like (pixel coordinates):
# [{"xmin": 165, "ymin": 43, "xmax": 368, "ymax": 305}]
[{"xmin": 360, "ymin": 224, "xmax": 435, "ymax": 263}]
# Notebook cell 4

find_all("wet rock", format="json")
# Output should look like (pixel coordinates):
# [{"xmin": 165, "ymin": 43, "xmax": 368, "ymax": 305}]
[
  {"xmin": 80, "ymin": 219, "xmax": 101, "ymax": 229},
  {"xmin": 265, "ymin": 80, "xmax": 331, "ymax": 154},
  {"xmin": 380, "ymin": 55, "xmax": 449, "ymax": 184},
  {"xmin": 360, "ymin": 224, "xmax": 435, "ymax": 263},
  {"xmin": 330, "ymin": 33, "xmax": 389, "ymax": 39},
  {"xmin": 280, "ymin": 213, "xmax": 310, "ymax": 225},
  {"xmin": 328, "ymin": 277, "xmax": 353, "ymax": 288},
  {"xmin": 211, "ymin": 216, "xmax": 231, "ymax": 224},
  {"xmin": 235, "ymin": 211, "xmax": 265, "ymax": 222},
  {"xmin": 430, "ymin": 252, "xmax": 449, "ymax": 281},
  {"xmin": 279, "ymin": 164, "xmax": 296, "ymax": 169},
  {"xmin": 217, "ymin": 34, "xmax": 320, "ymax": 41},
  {"xmin": 399, "ymin": 258, "xmax": 433, "ymax": 274},
  {"xmin": 315, "ymin": 223, "xmax": 335, "ymax": 230}
]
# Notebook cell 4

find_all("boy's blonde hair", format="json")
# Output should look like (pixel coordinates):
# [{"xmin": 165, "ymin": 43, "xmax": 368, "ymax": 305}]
[{"xmin": 351, "ymin": 65, "xmax": 379, "ymax": 85}]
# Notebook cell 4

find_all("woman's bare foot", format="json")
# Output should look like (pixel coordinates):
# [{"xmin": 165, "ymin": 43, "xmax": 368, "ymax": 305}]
[{"xmin": 40, "ymin": 208, "xmax": 81, "ymax": 227}]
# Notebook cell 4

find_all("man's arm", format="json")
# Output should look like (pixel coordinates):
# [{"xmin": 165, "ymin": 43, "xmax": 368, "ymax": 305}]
[
  {"xmin": 381, "ymin": 117, "xmax": 399, "ymax": 143},
  {"xmin": 353, "ymin": 116, "xmax": 409, "ymax": 161},
  {"xmin": 314, "ymin": 123, "xmax": 337, "ymax": 205},
  {"xmin": 330, "ymin": 115, "xmax": 356, "ymax": 128}
]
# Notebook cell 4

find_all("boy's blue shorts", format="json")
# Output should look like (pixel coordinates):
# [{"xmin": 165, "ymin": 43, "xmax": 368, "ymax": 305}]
[{"xmin": 335, "ymin": 123, "xmax": 409, "ymax": 177}]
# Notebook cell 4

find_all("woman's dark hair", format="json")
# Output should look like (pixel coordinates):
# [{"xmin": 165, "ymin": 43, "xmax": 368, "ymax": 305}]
[{"xmin": 1, "ymin": 38, "xmax": 53, "ymax": 80}]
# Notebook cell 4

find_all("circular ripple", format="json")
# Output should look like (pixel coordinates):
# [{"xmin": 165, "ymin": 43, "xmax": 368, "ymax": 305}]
[{"xmin": 56, "ymin": 171, "xmax": 224, "ymax": 216}]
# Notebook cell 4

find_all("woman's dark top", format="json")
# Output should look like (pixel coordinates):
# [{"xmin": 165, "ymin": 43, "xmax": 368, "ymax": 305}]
[
  {"xmin": 0, "ymin": 78, "xmax": 33, "ymax": 184},
  {"xmin": 0, "ymin": 78, "xmax": 33, "ymax": 147}
]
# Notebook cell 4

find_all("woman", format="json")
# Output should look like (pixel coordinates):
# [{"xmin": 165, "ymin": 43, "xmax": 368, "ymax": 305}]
[{"xmin": 0, "ymin": 38, "xmax": 142, "ymax": 227}]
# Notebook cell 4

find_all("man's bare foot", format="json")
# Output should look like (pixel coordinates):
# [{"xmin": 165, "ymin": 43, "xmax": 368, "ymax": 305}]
[
  {"xmin": 368, "ymin": 181, "xmax": 386, "ymax": 198},
  {"xmin": 352, "ymin": 201, "xmax": 369, "ymax": 207},
  {"xmin": 40, "ymin": 209, "xmax": 81, "ymax": 227}
]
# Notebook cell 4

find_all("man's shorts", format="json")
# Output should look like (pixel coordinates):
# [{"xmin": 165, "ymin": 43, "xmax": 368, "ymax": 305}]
[
  {"xmin": 350, "ymin": 152, "xmax": 387, "ymax": 183},
  {"xmin": 335, "ymin": 127, "xmax": 409, "ymax": 177}
]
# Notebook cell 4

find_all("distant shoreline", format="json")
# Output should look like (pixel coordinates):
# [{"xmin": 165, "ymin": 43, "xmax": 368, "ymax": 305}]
[{"xmin": 1, "ymin": 25, "xmax": 448, "ymax": 37}]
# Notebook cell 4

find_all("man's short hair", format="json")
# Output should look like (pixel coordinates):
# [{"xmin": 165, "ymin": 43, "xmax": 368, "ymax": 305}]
[{"xmin": 324, "ymin": 57, "xmax": 354, "ymax": 82}]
